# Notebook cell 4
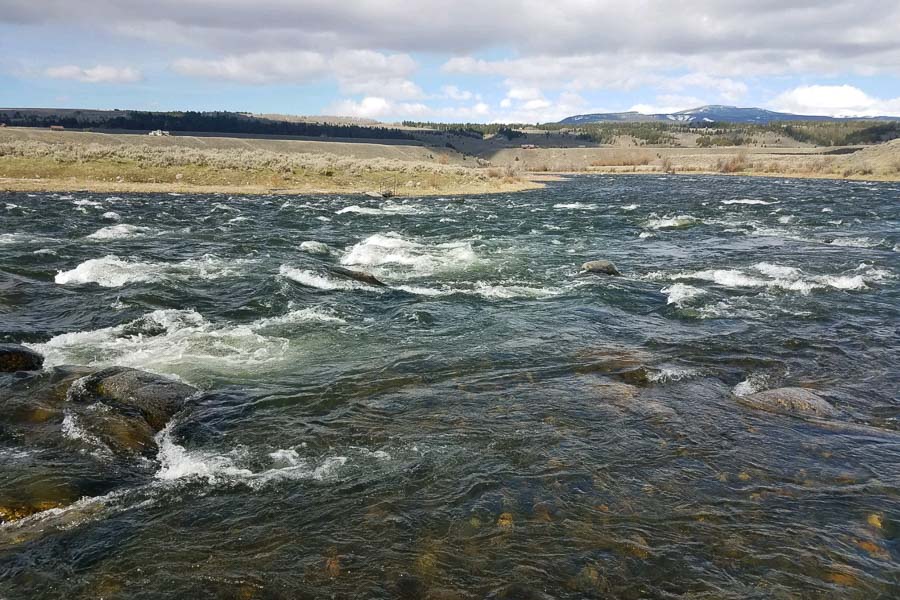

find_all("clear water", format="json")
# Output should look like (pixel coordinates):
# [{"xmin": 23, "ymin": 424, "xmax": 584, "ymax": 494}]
[{"xmin": 1, "ymin": 175, "xmax": 898, "ymax": 598}]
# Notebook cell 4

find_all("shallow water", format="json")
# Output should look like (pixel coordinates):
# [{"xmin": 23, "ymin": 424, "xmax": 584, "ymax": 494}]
[{"xmin": 1, "ymin": 175, "xmax": 898, "ymax": 598}]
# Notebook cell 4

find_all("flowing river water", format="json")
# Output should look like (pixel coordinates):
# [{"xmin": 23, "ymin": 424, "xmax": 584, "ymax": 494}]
[{"xmin": 1, "ymin": 175, "xmax": 898, "ymax": 598}]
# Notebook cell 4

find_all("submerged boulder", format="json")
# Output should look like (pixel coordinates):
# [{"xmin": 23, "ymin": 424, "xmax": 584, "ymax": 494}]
[
  {"xmin": 68, "ymin": 367, "xmax": 197, "ymax": 430},
  {"xmin": 327, "ymin": 265, "xmax": 387, "ymax": 287},
  {"xmin": 739, "ymin": 387, "xmax": 836, "ymax": 419},
  {"xmin": 0, "ymin": 344, "xmax": 44, "ymax": 372},
  {"xmin": 580, "ymin": 260, "xmax": 621, "ymax": 277}
]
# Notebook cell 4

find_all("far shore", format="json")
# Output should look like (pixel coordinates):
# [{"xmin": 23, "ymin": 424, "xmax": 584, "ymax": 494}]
[{"xmin": 2, "ymin": 127, "xmax": 898, "ymax": 197}]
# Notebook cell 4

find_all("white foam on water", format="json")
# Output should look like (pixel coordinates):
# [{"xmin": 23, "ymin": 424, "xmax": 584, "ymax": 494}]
[
  {"xmin": 299, "ymin": 240, "xmax": 331, "ymax": 255},
  {"xmin": 753, "ymin": 262, "xmax": 802, "ymax": 279},
  {"xmin": 721, "ymin": 199, "xmax": 777, "ymax": 205},
  {"xmin": 101, "ymin": 211, "xmax": 121, "ymax": 221},
  {"xmin": 72, "ymin": 199, "xmax": 102, "ymax": 208},
  {"xmin": 822, "ymin": 207, "xmax": 833, "ymax": 213},
  {"xmin": 647, "ymin": 367, "xmax": 698, "ymax": 383},
  {"xmin": 251, "ymin": 304, "xmax": 347, "ymax": 328},
  {"xmin": 5, "ymin": 203, "xmax": 19, "ymax": 210},
  {"xmin": 154, "ymin": 425, "xmax": 348, "ymax": 488},
  {"xmin": 732, "ymin": 373, "xmax": 769, "ymax": 397},
  {"xmin": 336, "ymin": 201, "xmax": 425, "ymax": 216},
  {"xmin": 27, "ymin": 308, "xmax": 318, "ymax": 381},
  {"xmin": 553, "ymin": 202, "xmax": 597, "ymax": 210},
  {"xmin": 340, "ymin": 232, "xmax": 478, "ymax": 277},
  {"xmin": 663, "ymin": 262, "xmax": 879, "ymax": 295},
  {"xmin": 827, "ymin": 237, "xmax": 885, "ymax": 248},
  {"xmin": 638, "ymin": 232, "xmax": 654, "ymax": 239},
  {"xmin": 86, "ymin": 224, "xmax": 152, "ymax": 240},
  {"xmin": 622, "ymin": 204, "xmax": 639, "ymax": 211},
  {"xmin": 55, "ymin": 255, "xmax": 160, "ymax": 287},
  {"xmin": 471, "ymin": 282, "xmax": 561, "ymax": 300},
  {"xmin": 55, "ymin": 254, "xmax": 253, "ymax": 288},
  {"xmin": 1, "ymin": 233, "xmax": 44, "ymax": 245},
  {"xmin": 278, "ymin": 265, "xmax": 372, "ymax": 291},
  {"xmin": 394, "ymin": 281, "xmax": 561, "ymax": 300},
  {"xmin": 33, "ymin": 248, "xmax": 56, "ymax": 256},
  {"xmin": 661, "ymin": 283, "xmax": 706, "ymax": 306},
  {"xmin": 642, "ymin": 214, "xmax": 699, "ymax": 230}
]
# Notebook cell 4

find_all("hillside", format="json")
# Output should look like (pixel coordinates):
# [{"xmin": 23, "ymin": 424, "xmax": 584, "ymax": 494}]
[{"xmin": 559, "ymin": 105, "xmax": 900, "ymax": 125}]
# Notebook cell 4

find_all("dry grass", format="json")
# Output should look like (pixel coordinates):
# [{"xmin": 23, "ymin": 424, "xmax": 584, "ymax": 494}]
[
  {"xmin": 717, "ymin": 151, "xmax": 749, "ymax": 173},
  {"xmin": 589, "ymin": 150, "xmax": 653, "ymax": 167},
  {"xmin": 0, "ymin": 139, "xmax": 537, "ymax": 196}
]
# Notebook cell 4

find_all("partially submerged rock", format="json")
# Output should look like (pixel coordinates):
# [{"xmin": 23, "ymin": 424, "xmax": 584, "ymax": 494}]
[
  {"xmin": 0, "ymin": 343, "xmax": 44, "ymax": 372},
  {"xmin": 64, "ymin": 367, "xmax": 197, "ymax": 456},
  {"xmin": 67, "ymin": 366, "xmax": 197, "ymax": 430},
  {"xmin": 327, "ymin": 265, "xmax": 387, "ymax": 287},
  {"xmin": 739, "ymin": 387, "xmax": 836, "ymax": 418},
  {"xmin": 580, "ymin": 260, "xmax": 621, "ymax": 277}
]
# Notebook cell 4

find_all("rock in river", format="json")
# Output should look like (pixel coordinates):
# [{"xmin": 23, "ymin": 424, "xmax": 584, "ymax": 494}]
[
  {"xmin": 739, "ymin": 387, "xmax": 837, "ymax": 419},
  {"xmin": 327, "ymin": 265, "xmax": 387, "ymax": 287},
  {"xmin": 67, "ymin": 366, "xmax": 198, "ymax": 430},
  {"xmin": 580, "ymin": 260, "xmax": 621, "ymax": 276},
  {"xmin": 0, "ymin": 343, "xmax": 44, "ymax": 372}
]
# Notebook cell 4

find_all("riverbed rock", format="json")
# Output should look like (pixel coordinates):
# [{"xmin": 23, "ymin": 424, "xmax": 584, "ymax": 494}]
[
  {"xmin": 0, "ymin": 344, "xmax": 44, "ymax": 372},
  {"xmin": 739, "ymin": 387, "xmax": 836, "ymax": 418},
  {"xmin": 327, "ymin": 265, "xmax": 387, "ymax": 287},
  {"xmin": 67, "ymin": 367, "xmax": 197, "ymax": 430},
  {"xmin": 580, "ymin": 260, "xmax": 621, "ymax": 277},
  {"xmin": 487, "ymin": 583, "xmax": 556, "ymax": 600}
]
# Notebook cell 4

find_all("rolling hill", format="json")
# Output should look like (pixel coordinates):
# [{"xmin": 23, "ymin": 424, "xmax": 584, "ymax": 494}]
[{"xmin": 559, "ymin": 105, "xmax": 900, "ymax": 125}]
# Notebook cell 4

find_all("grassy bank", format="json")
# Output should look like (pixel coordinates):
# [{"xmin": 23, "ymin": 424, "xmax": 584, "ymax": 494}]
[{"xmin": 0, "ymin": 139, "xmax": 538, "ymax": 196}]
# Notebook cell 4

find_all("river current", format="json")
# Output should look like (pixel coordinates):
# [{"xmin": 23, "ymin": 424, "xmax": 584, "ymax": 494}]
[{"xmin": 1, "ymin": 175, "xmax": 898, "ymax": 598}]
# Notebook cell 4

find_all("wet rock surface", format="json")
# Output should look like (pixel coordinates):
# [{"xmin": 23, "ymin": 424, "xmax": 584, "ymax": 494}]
[
  {"xmin": 739, "ymin": 387, "xmax": 837, "ymax": 418},
  {"xmin": 0, "ymin": 344, "xmax": 44, "ymax": 372},
  {"xmin": 67, "ymin": 366, "xmax": 197, "ymax": 430},
  {"xmin": 580, "ymin": 260, "xmax": 621, "ymax": 276}
]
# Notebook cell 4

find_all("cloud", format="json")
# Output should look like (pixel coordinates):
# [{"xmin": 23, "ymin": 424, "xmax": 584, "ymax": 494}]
[
  {"xmin": 326, "ymin": 96, "xmax": 430, "ymax": 120},
  {"xmin": 172, "ymin": 51, "xmax": 328, "ymax": 84},
  {"xmin": 172, "ymin": 49, "xmax": 423, "ymax": 99},
  {"xmin": 6, "ymin": 1, "xmax": 900, "ymax": 70},
  {"xmin": 43, "ymin": 64, "xmax": 142, "ymax": 83},
  {"xmin": 441, "ymin": 85, "xmax": 474, "ymax": 101},
  {"xmin": 628, "ymin": 95, "xmax": 709, "ymax": 115},
  {"xmin": 771, "ymin": 85, "xmax": 900, "ymax": 117}
]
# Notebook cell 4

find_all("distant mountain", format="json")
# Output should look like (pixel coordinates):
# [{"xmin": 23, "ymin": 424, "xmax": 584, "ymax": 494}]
[{"xmin": 558, "ymin": 105, "xmax": 900, "ymax": 125}]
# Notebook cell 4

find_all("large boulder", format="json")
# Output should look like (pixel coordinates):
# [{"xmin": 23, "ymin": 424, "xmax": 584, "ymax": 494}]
[
  {"xmin": 0, "ymin": 344, "xmax": 44, "ymax": 372},
  {"xmin": 67, "ymin": 367, "xmax": 197, "ymax": 430},
  {"xmin": 580, "ymin": 260, "xmax": 621, "ymax": 277},
  {"xmin": 739, "ymin": 387, "xmax": 836, "ymax": 419}
]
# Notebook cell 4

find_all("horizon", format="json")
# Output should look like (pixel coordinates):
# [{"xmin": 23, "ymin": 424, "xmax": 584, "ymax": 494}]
[
  {"xmin": 3, "ymin": 2, "xmax": 900, "ymax": 123},
  {"xmin": 4, "ymin": 102, "xmax": 900, "ymax": 126}
]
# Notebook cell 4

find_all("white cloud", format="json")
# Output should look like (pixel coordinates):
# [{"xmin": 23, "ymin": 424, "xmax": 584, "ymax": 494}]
[
  {"xmin": 771, "ymin": 85, "xmax": 900, "ymax": 117},
  {"xmin": 172, "ymin": 49, "xmax": 423, "ymax": 99},
  {"xmin": 44, "ymin": 64, "xmax": 141, "ymax": 83},
  {"xmin": 172, "ymin": 51, "xmax": 328, "ymax": 84},
  {"xmin": 326, "ymin": 96, "xmax": 431, "ymax": 120},
  {"xmin": 628, "ymin": 95, "xmax": 708, "ymax": 115},
  {"xmin": 441, "ymin": 85, "xmax": 474, "ymax": 101}
]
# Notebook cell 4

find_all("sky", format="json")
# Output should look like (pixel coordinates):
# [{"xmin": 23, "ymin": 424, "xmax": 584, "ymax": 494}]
[{"xmin": 3, "ymin": 1, "xmax": 900, "ymax": 123}]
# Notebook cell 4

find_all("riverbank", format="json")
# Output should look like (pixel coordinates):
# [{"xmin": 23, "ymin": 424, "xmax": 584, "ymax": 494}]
[
  {"xmin": 2, "ymin": 128, "xmax": 898, "ymax": 196},
  {"xmin": 0, "ymin": 137, "xmax": 540, "ymax": 196}
]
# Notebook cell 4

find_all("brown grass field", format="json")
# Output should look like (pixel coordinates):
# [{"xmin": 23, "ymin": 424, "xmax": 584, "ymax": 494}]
[{"xmin": 1, "ymin": 127, "xmax": 899, "ymax": 197}]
